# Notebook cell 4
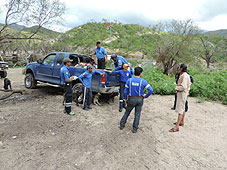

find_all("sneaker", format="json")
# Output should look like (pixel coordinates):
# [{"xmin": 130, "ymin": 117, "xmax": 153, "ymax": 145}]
[
  {"xmin": 63, "ymin": 109, "xmax": 67, "ymax": 113},
  {"xmin": 132, "ymin": 129, "xmax": 137, "ymax": 133},
  {"xmin": 119, "ymin": 125, "xmax": 125, "ymax": 130},
  {"xmin": 87, "ymin": 107, "xmax": 92, "ymax": 109},
  {"xmin": 119, "ymin": 108, "xmax": 122, "ymax": 112},
  {"xmin": 171, "ymin": 107, "xmax": 175, "ymax": 110},
  {"xmin": 83, "ymin": 108, "xmax": 89, "ymax": 111},
  {"xmin": 68, "ymin": 112, "xmax": 75, "ymax": 115}
]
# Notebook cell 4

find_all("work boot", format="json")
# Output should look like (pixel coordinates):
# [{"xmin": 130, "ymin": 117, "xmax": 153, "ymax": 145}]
[
  {"xmin": 132, "ymin": 128, "xmax": 137, "ymax": 133},
  {"xmin": 119, "ymin": 125, "xmax": 125, "ymax": 130}
]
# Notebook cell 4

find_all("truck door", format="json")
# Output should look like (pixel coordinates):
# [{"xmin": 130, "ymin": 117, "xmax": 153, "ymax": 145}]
[
  {"xmin": 36, "ymin": 53, "xmax": 56, "ymax": 82},
  {"xmin": 52, "ymin": 53, "xmax": 65, "ymax": 85}
]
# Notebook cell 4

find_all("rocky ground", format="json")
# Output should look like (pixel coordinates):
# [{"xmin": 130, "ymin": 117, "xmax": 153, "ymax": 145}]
[{"xmin": 0, "ymin": 68, "xmax": 227, "ymax": 170}]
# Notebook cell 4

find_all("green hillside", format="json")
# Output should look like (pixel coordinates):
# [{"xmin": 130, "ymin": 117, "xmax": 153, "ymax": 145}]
[
  {"xmin": 54, "ymin": 22, "xmax": 157, "ymax": 57},
  {"xmin": 22, "ymin": 26, "xmax": 61, "ymax": 39},
  {"xmin": 206, "ymin": 29, "xmax": 227, "ymax": 36}
]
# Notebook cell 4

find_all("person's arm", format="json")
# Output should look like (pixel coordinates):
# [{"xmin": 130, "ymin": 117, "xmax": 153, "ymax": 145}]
[
  {"xmin": 78, "ymin": 73, "xmax": 86, "ymax": 85},
  {"xmin": 93, "ymin": 70, "xmax": 104, "ymax": 76},
  {"xmin": 190, "ymin": 75, "xmax": 194, "ymax": 84},
  {"xmin": 143, "ymin": 81, "xmax": 153, "ymax": 98},
  {"xmin": 89, "ymin": 52, "xmax": 96, "ymax": 56},
  {"xmin": 124, "ymin": 79, "xmax": 130, "ymax": 102},
  {"xmin": 63, "ymin": 70, "xmax": 73, "ymax": 83},
  {"xmin": 103, "ymin": 48, "xmax": 108, "ymax": 63},
  {"xmin": 114, "ymin": 59, "xmax": 123, "ymax": 71},
  {"xmin": 175, "ymin": 74, "xmax": 188, "ymax": 92}
]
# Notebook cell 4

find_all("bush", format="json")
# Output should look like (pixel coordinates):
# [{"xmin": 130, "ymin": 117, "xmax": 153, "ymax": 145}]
[{"xmin": 143, "ymin": 68, "xmax": 227, "ymax": 104}]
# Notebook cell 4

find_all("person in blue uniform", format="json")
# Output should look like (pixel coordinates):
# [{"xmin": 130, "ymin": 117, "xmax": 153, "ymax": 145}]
[
  {"xmin": 120, "ymin": 67, "xmax": 153, "ymax": 133},
  {"xmin": 111, "ymin": 54, "xmax": 129, "ymax": 71},
  {"xmin": 78, "ymin": 65, "xmax": 103, "ymax": 110},
  {"xmin": 89, "ymin": 41, "xmax": 107, "ymax": 69},
  {"xmin": 105, "ymin": 64, "xmax": 132, "ymax": 112},
  {"xmin": 60, "ymin": 58, "xmax": 76, "ymax": 115}
]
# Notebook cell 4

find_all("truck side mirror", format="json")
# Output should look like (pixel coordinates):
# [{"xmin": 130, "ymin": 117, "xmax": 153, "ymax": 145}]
[{"xmin": 37, "ymin": 59, "xmax": 43, "ymax": 64}]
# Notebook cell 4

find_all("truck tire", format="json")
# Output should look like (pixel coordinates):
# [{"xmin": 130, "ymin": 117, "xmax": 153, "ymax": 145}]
[
  {"xmin": 24, "ymin": 73, "xmax": 37, "ymax": 89},
  {"xmin": 72, "ymin": 83, "xmax": 83, "ymax": 104}
]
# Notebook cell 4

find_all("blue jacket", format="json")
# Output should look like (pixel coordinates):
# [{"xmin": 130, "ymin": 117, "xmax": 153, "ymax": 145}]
[
  {"xmin": 60, "ymin": 65, "xmax": 71, "ymax": 84},
  {"xmin": 95, "ymin": 47, "xmax": 107, "ymax": 60},
  {"xmin": 78, "ymin": 70, "xmax": 101, "ymax": 88},
  {"xmin": 124, "ymin": 77, "xmax": 153, "ymax": 100},
  {"xmin": 114, "ymin": 56, "xmax": 128, "ymax": 71},
  {"xmin": 112, "ymin": 70, "xmax": 132, "ymax": 82}
]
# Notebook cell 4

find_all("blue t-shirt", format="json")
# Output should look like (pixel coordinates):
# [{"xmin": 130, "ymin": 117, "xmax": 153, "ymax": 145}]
[
  {"xmin": 112, "ymin": 70, "xmax": 132, "ymax": 82},
  {"xmin": 95, "ymin": 47, "xmax": 107, "ymax": 60},
  {"xmin": 60, "ymin": 65, "xmax": 71, "ymax": 84},
  {"xmin": 124, "ymin": 77, "xmax": 153, "ymax": 99},
  {"xmin": 114, "ymin": 56, "xmax": 128, "ymax": 71},
  {"xmin": 78, "ymin": 70, "xmax": 101, "ymax": 88}
]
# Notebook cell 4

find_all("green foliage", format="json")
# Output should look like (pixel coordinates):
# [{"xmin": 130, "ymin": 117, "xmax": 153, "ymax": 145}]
[{"xmin": 143, "ymin": 68, "xmax": 227, "ymax": 104}]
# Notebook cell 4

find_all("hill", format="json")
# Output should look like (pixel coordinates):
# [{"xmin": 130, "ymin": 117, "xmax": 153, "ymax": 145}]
[
  {"xmin": 22, "ymin": 26, "xmax": 61, "ymax": 39},
  {"xmin": 205, "ymin": 29, "xmax": 227, "ymax": 36},
  {"xmin": 0, "ymin": 23, "xmax": 27, "ymax": 30},
  {"xmin": 54, "ymin": 22, "xmax": 158, "ymax": 57}
]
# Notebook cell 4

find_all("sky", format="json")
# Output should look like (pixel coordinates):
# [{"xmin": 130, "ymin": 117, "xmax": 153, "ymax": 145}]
[{"xmin": 0, "ymin": 0, "xmax": 227, "ymax": 32}]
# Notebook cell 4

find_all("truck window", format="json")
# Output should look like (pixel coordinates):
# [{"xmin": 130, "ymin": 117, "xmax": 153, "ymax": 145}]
[
  {"xmin": 69, "ymin": 54, "xmax": 79, "ymax": 66},
  {"xmin": 43, "ymin": 54, "xmax": 56, "ymax": 65},
  {"xmin": 56, "ymin": 54, "xmax": 64, "ymax": 66}
]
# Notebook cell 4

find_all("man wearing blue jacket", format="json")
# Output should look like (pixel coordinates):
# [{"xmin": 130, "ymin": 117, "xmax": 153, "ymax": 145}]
[
  {"xmin": 78, "ymin": 65, "xmax": 103, "ymax": 110},
  {"xmin": 105, "ymin": 64, "xmax": 132, "ymax": 112},
  {"xmin": 111, "ymin": 54, "xmax": 129, "ymax": 71},
  {"xmin": 120, "ymin": 67, "xmax": 153, "ymax": 133}
]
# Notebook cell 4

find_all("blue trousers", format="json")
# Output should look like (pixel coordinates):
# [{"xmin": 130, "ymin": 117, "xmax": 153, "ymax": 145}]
[
  {"xmin": 83, "ymin": 87, "xmax": 92, "ymax": 109},
  {"xmin": 120, "ymin": 97, "xmax": 144, "ymax": 130},
  {"xmin": 64, "ymin": 83, "xmax": 72, "ymax": 114}
]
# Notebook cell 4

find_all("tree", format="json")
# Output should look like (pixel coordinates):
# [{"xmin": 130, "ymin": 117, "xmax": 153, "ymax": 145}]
[
  {"xmin": 0, "ymin": 0, "xmax": 65, "ymax": 46},
  {"xmin": 199, "ymin": 36, "xmax": 218, "ymax": 68},
  {"xmin": 153, "ymin": 19, "xmax": 199, "ymax": 75}
]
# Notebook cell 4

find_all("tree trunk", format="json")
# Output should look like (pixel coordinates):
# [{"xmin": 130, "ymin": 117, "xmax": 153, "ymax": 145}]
[
  {"xmin": 206, "ymin": 60, "xmax": 210, "ymax": 68},
  {"xmin": 163, "ymin": 67, "xmax": 169, "ymax": 75}
]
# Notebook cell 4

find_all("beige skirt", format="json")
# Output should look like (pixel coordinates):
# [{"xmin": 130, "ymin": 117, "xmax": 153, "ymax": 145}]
[{"xmin": 176, "ymin": 91, "xmax": 188, "ymax": 114}]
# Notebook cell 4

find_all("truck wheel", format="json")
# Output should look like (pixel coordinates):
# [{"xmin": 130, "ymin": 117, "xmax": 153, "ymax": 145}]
[
  {"xmin": 72, "ymin": 83, "xmax": 83, "ymax": 104},
  {"xmin": 24, "ymin": 73, "xmax": 37, "ymax": 89}
]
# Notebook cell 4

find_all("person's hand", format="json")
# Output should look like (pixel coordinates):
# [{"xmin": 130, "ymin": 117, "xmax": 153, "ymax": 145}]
[
  {"xmin": 143, "ymin": 95, "xmax": 146, "ymax": 98},
  {"xmin": 89, "ymin": 54, "xmax": 92, "ymax": 57},
  {"xmin": 100, "ymin": 73, "xmax": 103, "ymax": 76},
  {"xmin": 82, "ymin": 84, "xmax": 85, "ymax": 86},
  {"xmin": 124, "ymin": 100, "xmax": 128, "ymax": 104},
  {"xmin": 105, "ymin": 58, "xmax": 108, "ymax": 64}
]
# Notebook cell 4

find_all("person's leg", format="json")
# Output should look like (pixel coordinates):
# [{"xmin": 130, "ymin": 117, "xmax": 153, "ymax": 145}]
[
  {"xmin": 120, "ymin": 98, "xmax": 135, "ymax": 128},
  {"xmin": 133, "ymin": 98, "xmax": 144, "ymax": 132},
  {"xmin": 101, "ymin": 58, "xmax": 106, "ymax": 69},
  {"xmin": 172, "ymin": 93, "xmax": 177, "ymax": 110},
  {"xmin": 83, "ymin": 87, "xmax": 88, "ymax": 109},
  {"xmin": 87, "ymin": 88, "xmax": 92, "ymax": 108},
  {"xmin": 97, "ymin": 59, "xmax": 101, "ymax": 69},
  {"xmin": 64, "ymin": 84, "xmax": 73, "ymax": 114},
  {"xmin": 181, "ymin": 100, "xmax": 188, "ymax": 123},
  {"xmin": 119, "ymin": 82, "xmax": 125, "ymax": 112}
]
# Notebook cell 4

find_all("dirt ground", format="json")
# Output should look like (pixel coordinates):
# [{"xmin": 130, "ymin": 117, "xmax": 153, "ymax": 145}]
[{"xmin": 0, "ymin": 68, "xmax": 227, "ymax": 170}]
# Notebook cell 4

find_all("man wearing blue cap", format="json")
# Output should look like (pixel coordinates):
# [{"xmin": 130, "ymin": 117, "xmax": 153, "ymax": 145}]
[
  {"xmin": 89, "ymin": 41, "xmax": 107, "ymax": 69},
  {"xmin": 111, "ymin": 54, "xmax": 129, "ymax": 71},
  {"xmin": 120, "ymin": 67, "xmax": 153, "ymax": 133},
  {"xmin": 78, "ymin": 65, "xmax": 103, "ymax": 110},
  {"xmin": 60, "ymin": 58, "xmax": 76, "ymax": 115}
]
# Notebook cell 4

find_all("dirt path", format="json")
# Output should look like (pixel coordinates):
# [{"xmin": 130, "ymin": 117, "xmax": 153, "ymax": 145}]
[{"xmin": 0, "ymin": 68, "xmax": 227, "ymax": 170}]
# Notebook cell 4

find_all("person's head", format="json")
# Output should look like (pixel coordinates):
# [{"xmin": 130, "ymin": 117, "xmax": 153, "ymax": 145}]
[
  {"xmin": 111, "ymin": 54, "xmax": 117, "ymax": 61},
  {"xmin": 87, "ymin": 65, "xmax": 93, "ymax": 73},
  {"xmin": 63, "ymin": 58, "xmax": 72, "ymax": 67},
  {"xmin": 134, "ymin": 67, "xmax": 143, "ymax": 77},
  {"xmin": 180, "ymin": 64, "xmax": 187, "ymax": 73},
  {"xmin": 123, "ymin": 64, "xmax": 129, "ymax": 71},
  {"xmin": 96, "ymin": 41, "xmax": 101, "ymax": 48},
  {"xmin": 176, "ymin": 65, "xmax": 181, "ymax": 73}
]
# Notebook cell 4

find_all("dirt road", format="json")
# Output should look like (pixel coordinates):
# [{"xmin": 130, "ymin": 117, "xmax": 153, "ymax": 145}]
[{"xmin": 0, "ymin": 68, "xmax": 227, "ymax": 170}]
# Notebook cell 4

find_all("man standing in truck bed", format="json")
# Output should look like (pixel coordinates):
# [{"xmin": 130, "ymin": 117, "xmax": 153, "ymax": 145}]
[{"xmin": 89, "ymin": 41, "xmax": 107, "ymax": 69}]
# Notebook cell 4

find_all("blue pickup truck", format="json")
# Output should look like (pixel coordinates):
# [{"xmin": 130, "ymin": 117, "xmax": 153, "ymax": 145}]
[{"xmin": 24, "ymin": 52, "xmax": 120, "ymax": 99}]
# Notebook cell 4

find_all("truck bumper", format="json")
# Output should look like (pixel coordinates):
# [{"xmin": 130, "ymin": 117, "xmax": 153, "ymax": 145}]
[{"xmin": 98, "ymin": 86, "xmax": 119, "ymax": 94}]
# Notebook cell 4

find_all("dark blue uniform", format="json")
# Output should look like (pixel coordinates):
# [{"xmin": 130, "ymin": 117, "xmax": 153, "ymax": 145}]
[
  {"xmin": 114, "ymin": 56, "xmax": 128, "ymax": 71},
  {"xmin": 78, "ymin": 70, "xmax": 101, "ymax": 109},
  {"xmin": 60, "ymin": 65, "xmax": 72, "ymax": 114},
  {"xmin": 111, "ymin": 70, "xmax": 132, "ymax": 111},
  {"xmin": 120, "ymin": 77, "xmax": 153, "ymax": 131}
]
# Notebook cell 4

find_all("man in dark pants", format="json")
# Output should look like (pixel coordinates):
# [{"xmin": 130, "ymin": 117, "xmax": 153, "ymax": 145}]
[
  {"xmin": 89, "ymin": 41, "xmax": 107, "ymax": 69},
  {"xmin": 120, "ymin": 67, "xmax": 153, "ymax": 133},
  {"xmin": 60, "ymin": 58, "xmax": 76, "ymax": 115},
  {"xmin": 104, "ymin": 64, "xmax": 132, "ymax": 112},
  {"xmin": 78, "ymin": 65, "xmax": 103, "ymax": 110}
]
